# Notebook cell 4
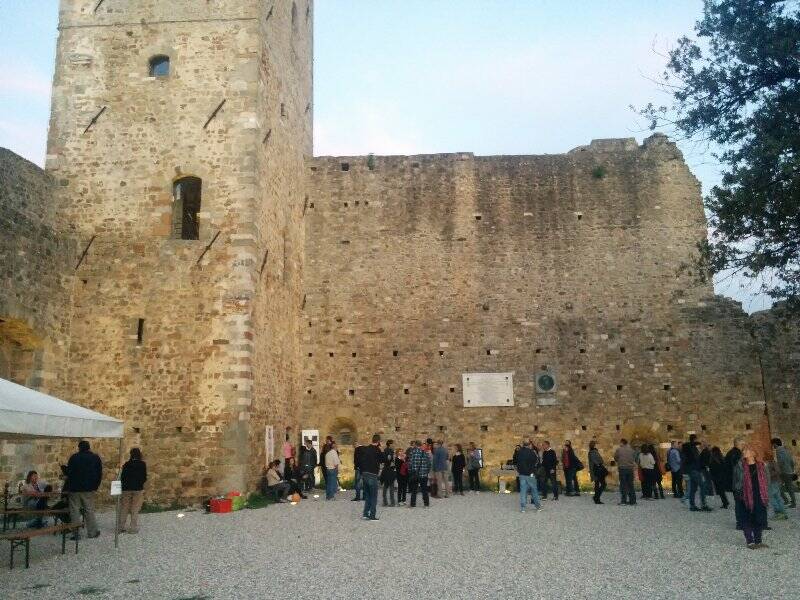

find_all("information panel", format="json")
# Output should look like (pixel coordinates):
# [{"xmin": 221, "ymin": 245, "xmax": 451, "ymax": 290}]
[{"xmin": 462, "ymin": 372, "xmax": 514, "ymax": 407}]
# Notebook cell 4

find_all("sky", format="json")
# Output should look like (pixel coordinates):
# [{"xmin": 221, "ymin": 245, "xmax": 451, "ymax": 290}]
[{"xmin": 0, "ymin": 0, "xmax": 772, "ymax": 312}]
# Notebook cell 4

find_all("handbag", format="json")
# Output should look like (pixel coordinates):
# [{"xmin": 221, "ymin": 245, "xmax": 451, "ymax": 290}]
[{"xmin": 595, "ymin": 464, "xmax": 609, "ymax": 479}]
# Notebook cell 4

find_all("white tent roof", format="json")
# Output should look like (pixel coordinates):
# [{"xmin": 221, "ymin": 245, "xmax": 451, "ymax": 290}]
[{"xmin": 0, "ymin": 377, "xmax": 124, "ymax": 440}]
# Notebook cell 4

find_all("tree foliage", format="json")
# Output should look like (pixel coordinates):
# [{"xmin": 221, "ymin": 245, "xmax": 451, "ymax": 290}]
[{"xmin": 641, "ymin": 0, "xmax": 800, "ymax": 308}]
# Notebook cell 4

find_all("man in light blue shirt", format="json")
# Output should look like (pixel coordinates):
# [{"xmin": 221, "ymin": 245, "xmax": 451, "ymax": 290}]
[{"xmin": 432, "ymin": 440, "xmax": 450, "ymax": 498}]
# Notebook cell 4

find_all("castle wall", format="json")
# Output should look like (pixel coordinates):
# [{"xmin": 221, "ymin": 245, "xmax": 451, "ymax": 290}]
[
  {"xmin": 42, "ymin": 0, "xmax": 311, "ymax": 501},
  {"xmin": 0, "ymin": 149, "xmax": 76, "ymax": 484},
  {"xmin": 302, "ymin": 137, "xmax": 768, "ymax": 473},
  {"xmin": 752, "ymin": 304, "xmax": 800, "ymax": 460}
]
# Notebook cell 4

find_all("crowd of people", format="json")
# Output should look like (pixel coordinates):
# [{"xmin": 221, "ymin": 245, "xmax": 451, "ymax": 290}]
[
  {"xmin": 16, "ymin": 431, "xmax": 797, "ymax": 551},
  {"xmin": 270, "ymin": 430, "xmax": 796, "ymax": 548},
  {"xmin": 17, "ymin": 440, "xmax": 147, "ymax": 540}
]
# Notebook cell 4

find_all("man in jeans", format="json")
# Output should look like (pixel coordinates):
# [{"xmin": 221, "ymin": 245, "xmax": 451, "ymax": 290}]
[
  {"xmin": 773, "ymin": 438, "xmax": 797, "ymax": 508},
  {"xmin": 66, "ymin": 440, "xmax": 103, "ymax": 539},
  {"xmin": 613, "ymin": 438, "xmax": 636, "ymax": 506},
  {"xmin": 407, "ymin": 440, "xmax": 432, "ymax": 508},
  {"xmin": 360, "ymin": 434, "xmax": 384, "ymax": 521},
  {"xmin": 516, "ymin": 440, "xmax": 543, "ymax": 513},
  {"xmin": 667, "ymin": 440, "xmax": 683, "ymax": 498},
  {"xmin": 682, "ymin": 434, "xmax": 712, "ymax": 512},
  {"xmin": 432, "ymin": 440, "xmax": 450, "ymax": 498}
]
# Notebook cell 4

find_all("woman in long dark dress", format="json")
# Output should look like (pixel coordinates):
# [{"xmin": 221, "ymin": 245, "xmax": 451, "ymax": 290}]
[
  {"xmin": 733, "ymin": 447, "xmax": 770, "ymax": 549},
  {"xmin": 708, "ymin": 446, "xmax": 730, "ymax": 508}
]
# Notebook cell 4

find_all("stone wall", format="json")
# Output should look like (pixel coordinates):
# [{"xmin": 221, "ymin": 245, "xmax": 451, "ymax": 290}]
[
  {"xmin": 0, "ymin": 148, "xmax": 76, "ymax": 485},
  {"xmin": 752, "ymin": 303, "xmax": 800, "ymax": 460},
  {"xmin": 302, "ymin": 136, "xmax": 769, "ymax": 475},
  {"xmin": 40, "ymin": 0, "xmax": 312, "ymax": 501}
]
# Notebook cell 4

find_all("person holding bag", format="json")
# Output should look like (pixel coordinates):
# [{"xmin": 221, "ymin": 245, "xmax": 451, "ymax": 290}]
[{"xmin": 588, "ymin": 441, "xmax": 608, "ymax": 504}]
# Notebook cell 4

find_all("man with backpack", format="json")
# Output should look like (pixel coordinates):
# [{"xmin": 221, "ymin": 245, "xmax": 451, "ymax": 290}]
[{"xmin": 516, "ymin": 440, "xmax": 543, "ymax": 512}]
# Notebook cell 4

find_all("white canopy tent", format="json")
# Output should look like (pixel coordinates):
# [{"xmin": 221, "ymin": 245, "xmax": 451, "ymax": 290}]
[{"xmin": 0, "ymin": 377, "xmax": 123, "ymax": 440}]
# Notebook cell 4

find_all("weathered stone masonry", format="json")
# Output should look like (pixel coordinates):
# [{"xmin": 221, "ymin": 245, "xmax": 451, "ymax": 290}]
[
  {"xmin": 1, "ymin": 2, "xmax": 798, "ymax": 500},
  {"xmin": 302, "ymin": 138, "xmax": 790, "ymax": 473}
]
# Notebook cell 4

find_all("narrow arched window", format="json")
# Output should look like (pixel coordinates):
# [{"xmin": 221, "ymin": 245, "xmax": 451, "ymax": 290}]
[
  {"xmin": 172, "ymin": 177, "xmax": 202, "ymax": 240},
  {"xmin": 149, "ymin": 55, "xmax": 170, "ymax": 77}
]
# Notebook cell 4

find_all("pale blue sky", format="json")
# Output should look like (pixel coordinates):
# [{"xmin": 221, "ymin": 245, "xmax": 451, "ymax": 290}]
[{"xmin": 0, "ymin": 0, "xmax": 771, "ymax": 311}]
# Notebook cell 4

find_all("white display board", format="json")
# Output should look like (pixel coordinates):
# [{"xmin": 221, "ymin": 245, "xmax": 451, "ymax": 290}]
[{"xmin": 462, "ymin": 373, "xmax": 514, "ymax": 407}]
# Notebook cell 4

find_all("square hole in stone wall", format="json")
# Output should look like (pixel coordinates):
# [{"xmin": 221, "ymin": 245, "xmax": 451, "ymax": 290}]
[
  {"xmin": 579, "ymin": 348, "xmax": 586, "ymax": 354},
  {"xmin": 133, "ymin": 427, "xmax": 141, "ymax": 434},
  {"xmin": 620, "ymin": 347, "xmax": 626, "ymax": 353},
  {"xmin": 341, "ymin": 162, "xmax": 350, "ymax": 171},
  {"xmin": 348, "ymin": 389, "xmax": 355, "ymax": 396},
  {"xmin": 308, "ymin": 352, "xmax": 313, "ymax": 357},
  {"xmin": 328, "ymin": 352, "xmax": 334, "ymax": 357},
  {"xmin": 393, "ymin": 350, "xmax": 399, "ymax": 357},
  {"xmin": 581, "ymin": 385, "xmax": 587, "ymax": 390},
  {"xmin": 439, "ymin": 425, "xmax": 446, "ymax": 432},
  {"xmin": 783, "ymin": 402, "xmax": 789, "ymax": 409},
  {"xmin": 616, "ymin": 385, "xmax": 623, "ymax": 391},
  {"xmin": 474, "ymin": 215, "xmax": 482, "ymax": 221},
  {"xmin": 746, "ymin": 423, "xmax": 752, "ymax": 430},
  {"xmin": 535, "ymin": 348, "xmax": 542, "ymax": 354},
  {"xmin": 667, "ymin": 425, "xmax": 673, "ymax": 431},
  {"xmin": 664, "ymin": 384, "xmax": 671, "ymax": 391},
  {"xmin": 793, "ymin": 439, "xmax": 797, "ymax": 447},
  {"xmin": 403, "ymin": 388, "xmax": 409, "ymax": 395},
  {"xmin": 395, "ymin": 426, "xmax": 401, "ymax": 432},
  {"xmin": 581, "ymin": 425, "xmax": 587, "ymax": 431},
  {"xmin": 701, "ymin": 424, "xmax": 707, "ymax": 431},
  {"xmin": 665, "ymin": 346, "xmax": 671, "ymax": 351},
  {"xmin": 352, "ymin": 352, "xmax": 357, "ymax": 358},
  {"xmin": 480, "ymin": 425, "xmax": 488, "ymax": 432},
  {"xmin": 439, "ymin": 351, "xmax": 445, "ymax": 357},
  {"xmin": 534, "ymin": 425, "xmax": 539, "ymax": 432},
  {"xmin": 449, "ymin": 387, "xmax": 455, "ymax": 393},
  {"xmin": 615, "ymin": 424, "xmax": 620, "ymax": 431}
]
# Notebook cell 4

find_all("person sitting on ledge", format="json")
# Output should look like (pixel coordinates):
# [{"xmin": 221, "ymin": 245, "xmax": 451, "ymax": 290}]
[
  {"xmin": 261, "ymin": 460, "xmax": 290, "ymax": 503},
  {"xmin": 283, "ymin": 457, "xmax": 307, "ymax": 499}
]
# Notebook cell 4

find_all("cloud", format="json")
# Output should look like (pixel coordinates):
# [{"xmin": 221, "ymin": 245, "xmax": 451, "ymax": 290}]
[{"xmin": 0, "ymin": 63, "xmax": 52, "ymax": 100}]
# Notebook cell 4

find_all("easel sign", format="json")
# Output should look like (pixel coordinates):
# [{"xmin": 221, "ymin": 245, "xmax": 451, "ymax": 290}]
[{"xmin": 265, "ymin": 425, "xmax": 275, "ymax": 466}]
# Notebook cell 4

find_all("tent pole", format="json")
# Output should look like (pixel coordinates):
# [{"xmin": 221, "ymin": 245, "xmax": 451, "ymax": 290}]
[{"xmin": 114, "ymin": 437, "xmax": 123, "ymax": 549}]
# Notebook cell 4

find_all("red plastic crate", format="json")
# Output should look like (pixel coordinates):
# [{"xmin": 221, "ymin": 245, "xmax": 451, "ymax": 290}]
[{"xmin": 210, "ymin": 497, "xmax": 232, "ymax": 513}]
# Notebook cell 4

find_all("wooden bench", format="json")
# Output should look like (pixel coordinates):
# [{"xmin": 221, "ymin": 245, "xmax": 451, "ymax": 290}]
[
  {"xmin": 1, "ymin": 509, "xmax": 70, "ymax": 532},
  {"xmin": 1, "ymin": 522, "xmax": 82, "ymax": 569}
]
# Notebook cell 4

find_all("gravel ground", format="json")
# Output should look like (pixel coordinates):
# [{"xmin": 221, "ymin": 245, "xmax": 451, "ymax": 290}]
[{"xmin": 1, "ymin": 491, "xmax": 798, "ymax": 599}]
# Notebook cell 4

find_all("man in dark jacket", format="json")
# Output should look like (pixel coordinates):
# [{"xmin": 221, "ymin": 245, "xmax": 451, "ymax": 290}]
[
  {"xmin": 516, "ymin": 441, "xmax": 543, "ymax": 512},
  {"xmin": 562, "ymin": 440, "xmax": 580, "ymax": 496},
  {"xmin": 300, "ymin": 438, "xmax": 318, "ymax": 492},
  {"xmin": 682, "ymin": 434, "xmax": 711, "ymax": 512},
  {"xmin": 66, "ymin": 440, "xmax": 103, "ymax": 539},
  {"xmin": 359, "ymin": 434, "xmax": 384, "ymax": 521},
  {"xmin": 541, "ymin": 441, "xmax": 559, "ymax": 500}
]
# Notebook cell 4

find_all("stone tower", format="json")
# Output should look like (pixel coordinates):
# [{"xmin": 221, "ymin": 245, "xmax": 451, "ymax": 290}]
[{"xmin": 45, "ymin": 0, "xmax": 312, "ymax": 499}]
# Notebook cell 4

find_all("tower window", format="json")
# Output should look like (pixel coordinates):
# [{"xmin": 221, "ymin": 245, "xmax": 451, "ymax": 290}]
[
  {"xmin": 148, "ymin": 55, "xmax": 170, "ymax": 78},
  {"xmin": 172, "ymin": 177, "xmax": 202, "ymax": 240}
]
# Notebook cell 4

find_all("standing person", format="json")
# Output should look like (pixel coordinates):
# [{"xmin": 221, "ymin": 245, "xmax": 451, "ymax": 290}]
[
  {"xmin": 613, "ymin": 439, "xmax": 637, "ymax": 506},
  {"xmin": 66, "ymin": 440, "xmax": 103, "ymax": 539},
  {"xmin": 541, "ymin": 441, "xmax": 559, "ymax": 501},
  {"xmin": 118, "ymin": 448, "xmax": 147, "ymax": 534},
  {"xmin": 381, "ymin": 439, "xmax": 397, "ymax": 508},
  {"xmin": 282, "ymin": 427, "xmax": 295, "ymax": 472},
  {"xmin": 733, "ymin": 447, "xmax": 770, "ymax": 549},
  {"xmin": 408, "ymin": 441, "xmax": 432, "ymax": 508},
  {"xmin": 467, "ymin": 442, "xmax": 482, "ymax": 493},
  {"xmin": 682, "ymin": 434, "xmax": 712, "ymax": 512},
  {"xmin": 300, "ymin": 438, "xmax": 318, "ymax": 492},
  {"xmin": 725, "ymin": 438, "xmax": 744, "ymax": 528},
  {"xmin": 652, "ymin": 445, "xmax": 666, "ymax": 499},
  {"xmin": 432, "ymin": 440, "xmax": 450, "ymax": 499},
  {"xmin": 708, "ymin": 446, "xmax": 730, "ymax": 509},
  {"xmin": 324, "ymin": 441, "xmax": 340, "ymax": 500},
  {"xmin": 638, "ymin": 444, "xmax": 656, "ymax": 500},
  {"xmin": 352, "ymin": 441, "xmax": 366, "ymax": 502},
  {"xmin": 767, "ymin": 459, "xmax": 789, "ymax": 520},
  {"xmin": 360, "ymin": 434, "xmax": 383, "ymax": 521},
  {"xmin": 515, "ymin": 440, "xmax": 543, "ymax": 512},
  {"xmin": 667, "ymin": 441, "xmax": 683, "ymax": 498},
  {"xmin": 562, "ymin": 440, "xmax": 580, "ymax": 497},
  {"xmin": 396, "ymin": 449, "xmax": 409, "ymax": 505},
  {"xmin": 588, "ymin": 441, "xmax": 608, "ymax": 504},
  {"xmin": 772, "ymin": 438, "xmax": 797, "ymax": 509},
  {"xmin": 319, "ymin": 435, "xmax": 333, "ymax": 487},
  {"xmin": 451, "ymin": 444, "xmax": 466, "ymax": 496}
]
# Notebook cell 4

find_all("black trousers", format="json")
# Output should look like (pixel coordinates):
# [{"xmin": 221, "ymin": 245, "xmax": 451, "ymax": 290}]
[
  {"xmin": 397, "ymin": 476, "xmax": 408, "ymax": 503},
  {"xmin": 671, "ymin": 470, "xmax": 683, "ymax": 497},
  {"xmin": 452, "ymin": 469, "xmax": 464, "ymax": 493},
  {"xmin": 593, "ymin": 476, "xmax": 606, "ymax": 502},
  {"xmin": 468, "ymin": 469, "xmax": 480, "ymax": 491},
  {"xmin": 542, "ymin": 471, "xmax": 559, "ymax": 499},
  {"xmin": 409, "ymin": 475, "xmax": 429, "ymax": 507}
]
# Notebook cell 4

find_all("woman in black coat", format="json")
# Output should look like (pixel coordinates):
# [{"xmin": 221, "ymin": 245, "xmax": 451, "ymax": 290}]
[
  {"xmin": 708, "ymin": 446, "xmax": 730, "ymax": 508},
  {"xmin": 451, "ymin": 444, "xmax": 466, "ymax": 496}
]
